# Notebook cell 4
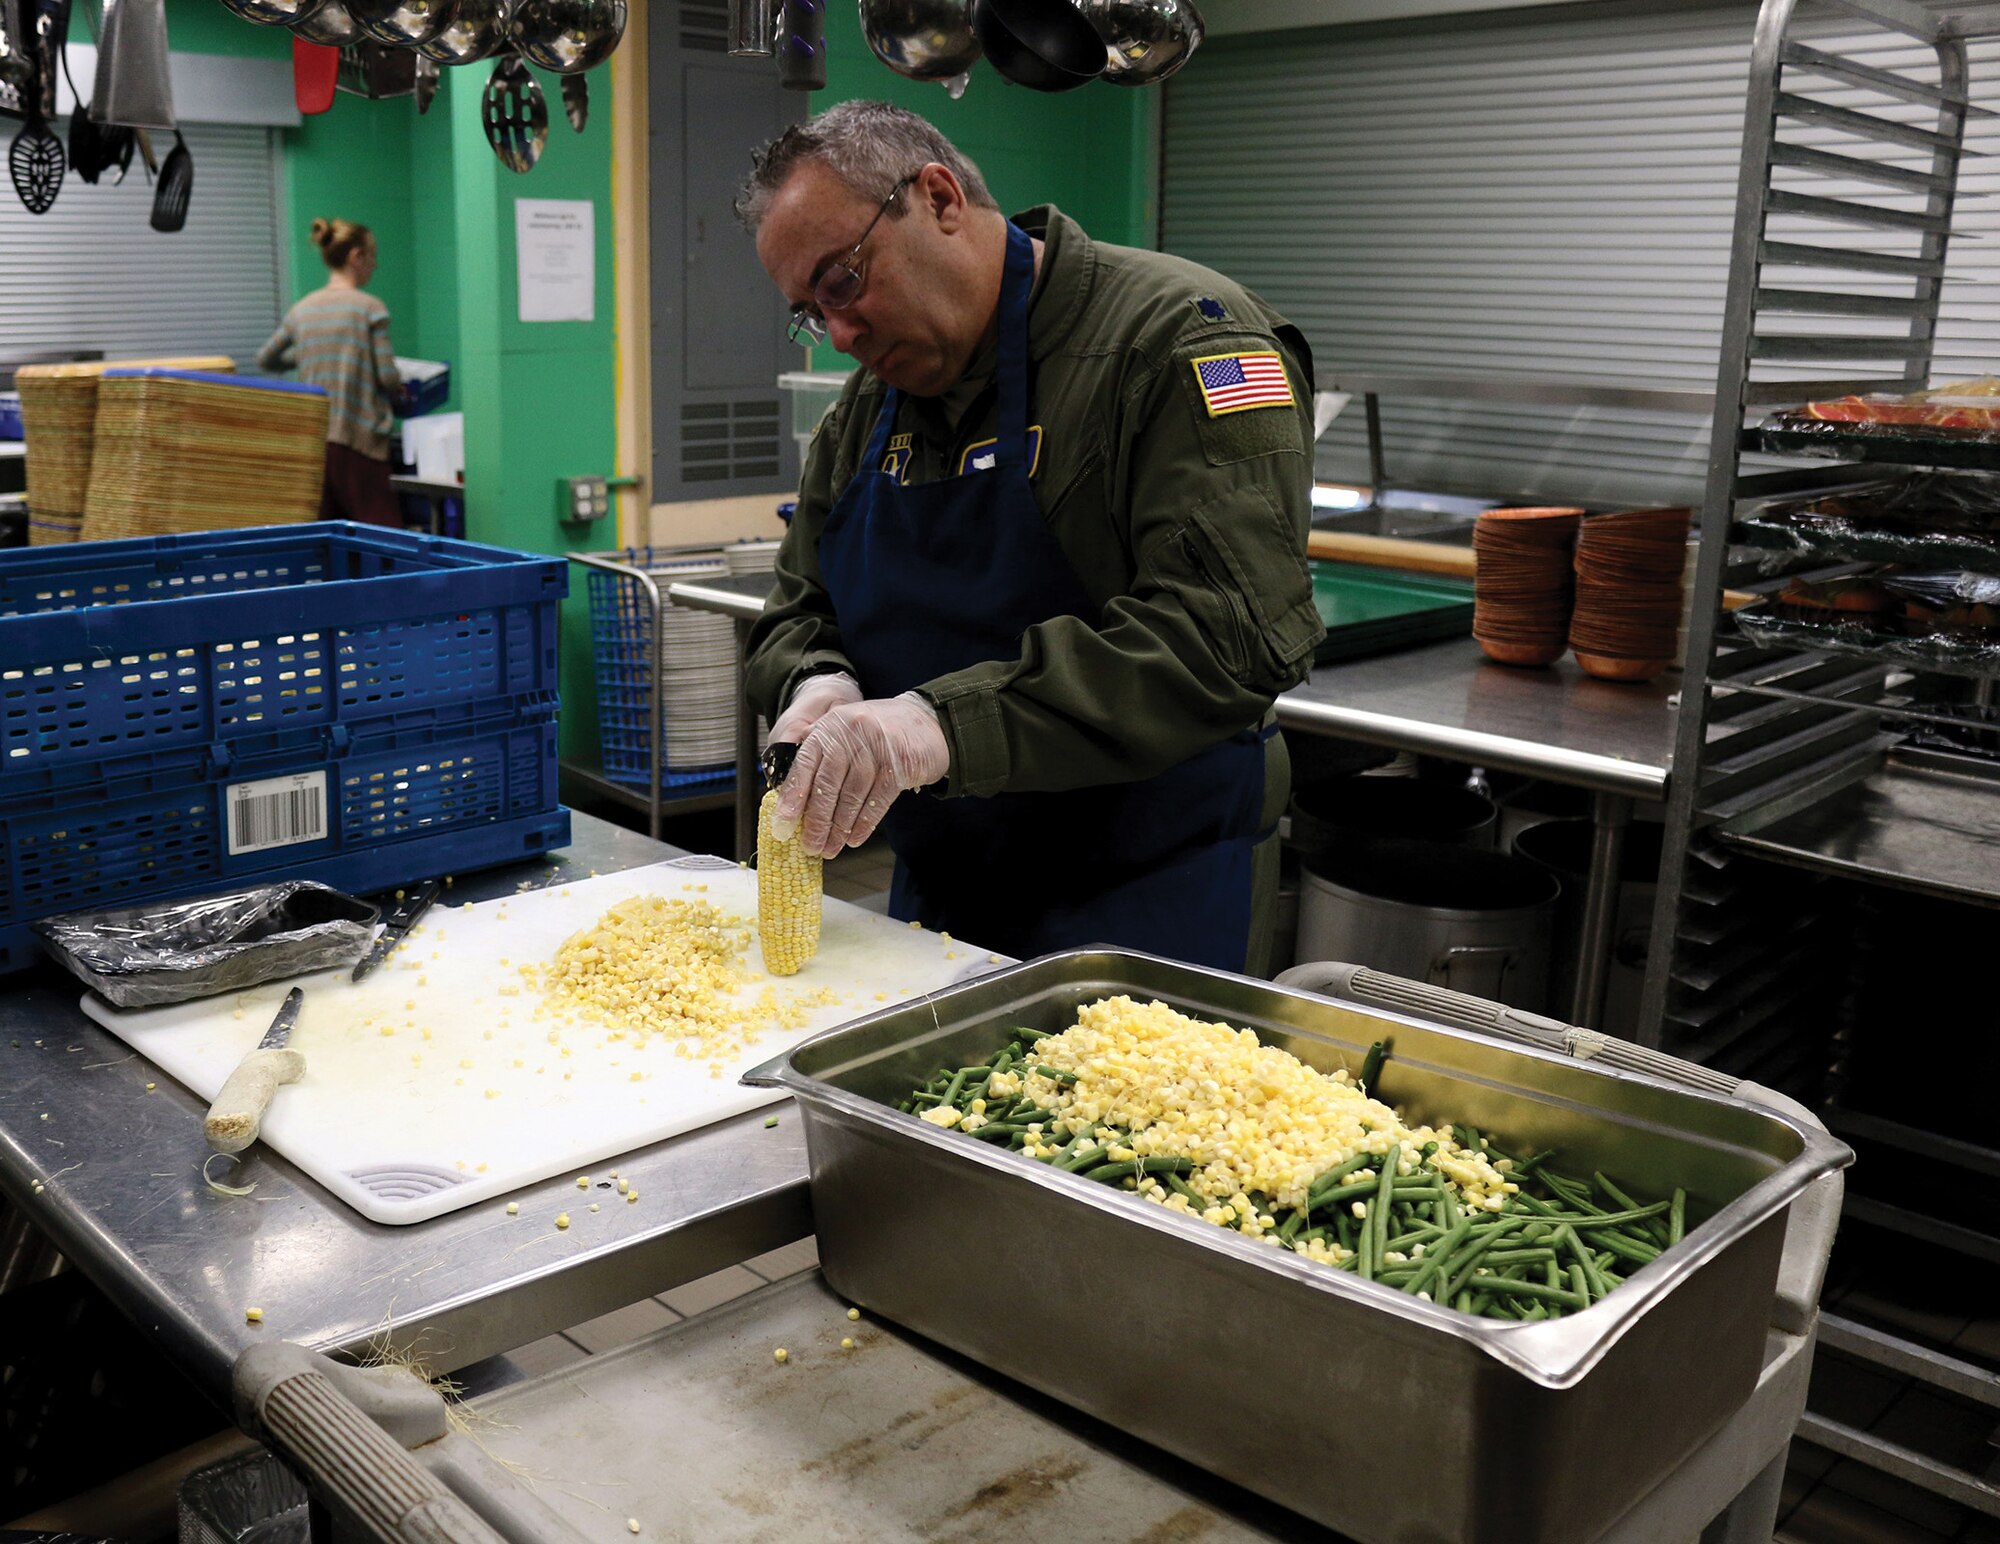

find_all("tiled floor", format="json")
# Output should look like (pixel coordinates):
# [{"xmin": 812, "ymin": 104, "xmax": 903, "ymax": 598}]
[{"xmin": 475, "ymin": 1238, "xmax": 824, "ymax": 1391}]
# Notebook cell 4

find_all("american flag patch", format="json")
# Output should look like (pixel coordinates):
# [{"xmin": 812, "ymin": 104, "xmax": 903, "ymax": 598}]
[{"xmin": 1191, "ymin": 351, "xmax": 1294, "ymax": 417}]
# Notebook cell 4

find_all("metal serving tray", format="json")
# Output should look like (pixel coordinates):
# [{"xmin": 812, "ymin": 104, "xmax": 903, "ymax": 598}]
[{"xmin": 745, "ymin": 949, "xmax": 1851, "ymax": 1544}]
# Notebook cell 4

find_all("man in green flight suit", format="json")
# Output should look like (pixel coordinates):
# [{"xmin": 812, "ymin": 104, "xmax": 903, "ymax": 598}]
[{"xmin": 737, "ymin": 101, "xmax": 1323, "ymax": 976}]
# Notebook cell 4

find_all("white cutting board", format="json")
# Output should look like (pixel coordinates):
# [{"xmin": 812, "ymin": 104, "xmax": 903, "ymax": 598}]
[{"xmin": 81, "ymin": 856, "xmax": 998, "ymax": 1225}]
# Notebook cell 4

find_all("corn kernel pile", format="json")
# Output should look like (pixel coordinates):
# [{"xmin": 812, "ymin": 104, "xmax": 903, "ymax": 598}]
[
  {"xmin": 533, "ymin": 894, "xmax": 836, "ymax": 1063},
  {"xmin": 1019, "ymin": 997, "xmax": 1514, "ymax": 1254}
]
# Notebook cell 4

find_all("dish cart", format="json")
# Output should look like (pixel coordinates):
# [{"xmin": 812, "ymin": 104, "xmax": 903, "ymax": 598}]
[{"xmin": 217, "ymin": 956, "xmax": 1846, "ymax": 1544}]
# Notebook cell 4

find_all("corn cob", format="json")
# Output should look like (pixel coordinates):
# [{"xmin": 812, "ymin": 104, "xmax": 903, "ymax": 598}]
[{"xmin": 757, "ymin": 788, "xmax": 822, "ymax": 976}]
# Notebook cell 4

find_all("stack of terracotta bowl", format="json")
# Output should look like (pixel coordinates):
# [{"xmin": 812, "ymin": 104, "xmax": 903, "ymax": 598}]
[
  {"xmin": 1472, "ymin": 507, "xmax": 1585, "ymax": 667},
  {"xmin": 1568, "ymin": 506, "xmax": 1692, "ymax": 682}
]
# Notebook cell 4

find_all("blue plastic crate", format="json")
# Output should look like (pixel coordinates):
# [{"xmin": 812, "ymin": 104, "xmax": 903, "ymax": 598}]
[
  {"xmin": 584, "ymin": 551, "xmax": 740, "ymax": 790},
  {"xmin": 1, "ymin": 522, "xmax": 566, "ymax": 801},
  {"xmin": 0, "ymin": 391, "xmax": 22, "ymax": 441},
  {"xmin": 394, "ymin": 359, "xmax": 451, "ymax": 418},
  {"xmin": 0, "ymin": 709, "xmax": 570, "ymax": 975}
]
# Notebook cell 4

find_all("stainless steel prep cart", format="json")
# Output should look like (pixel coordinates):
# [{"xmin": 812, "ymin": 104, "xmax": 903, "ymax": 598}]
[
  {"xmin": 220, "ymin": 959, "xmax": 1842, "ymax": 1544},
  {"xmin": 663, "ymin": 570, "xmax": 1675, "ymax": 1030},
  {"xmin": 0, "ymin": 813, "xmax": 813, "ymax": 1409}
]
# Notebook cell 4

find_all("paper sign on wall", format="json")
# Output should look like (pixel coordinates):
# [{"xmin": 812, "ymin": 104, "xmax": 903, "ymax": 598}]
[{"xmin": 515, "ymin": 198, "xmax": 595, "ymax": 323}]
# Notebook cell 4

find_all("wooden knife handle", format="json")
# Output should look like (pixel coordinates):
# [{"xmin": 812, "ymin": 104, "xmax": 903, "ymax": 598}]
[{"xmin": 205, "ymin": 1047, "xmax": 307, "ymax": 1154}]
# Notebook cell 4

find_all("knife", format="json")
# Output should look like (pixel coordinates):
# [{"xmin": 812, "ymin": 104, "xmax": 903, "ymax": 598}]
[
  {"xmin": 349, "ymin": 878, "xmax": 443, "ymax": 983},
  {"xmin": 204, "ymin": 987, "xmax": 306, "ymax": 1155}
]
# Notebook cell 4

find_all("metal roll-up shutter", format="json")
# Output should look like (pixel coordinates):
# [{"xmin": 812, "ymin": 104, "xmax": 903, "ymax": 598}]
[
  {"xmin": 0, "ymin": 123, "xmax": 284, "ymax": 371},
  {"xmin": 1162, "ymin": 3, "xmax": 2000, "ymax": 508}
]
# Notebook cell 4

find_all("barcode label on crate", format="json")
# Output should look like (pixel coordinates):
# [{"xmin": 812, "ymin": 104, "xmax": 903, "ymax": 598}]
[{"xmin": 226, "ymin": 771, "xmax": 329, "ymax": 856}]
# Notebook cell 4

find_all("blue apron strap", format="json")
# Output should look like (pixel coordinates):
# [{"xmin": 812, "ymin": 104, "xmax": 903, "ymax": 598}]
[
  {"xmin": 860, "ymin": 385, "xmax": 902, "ymax": 469},
  {"xmin": 994, "ymin": 223, "xmax": 1034, "ymax": 464}
]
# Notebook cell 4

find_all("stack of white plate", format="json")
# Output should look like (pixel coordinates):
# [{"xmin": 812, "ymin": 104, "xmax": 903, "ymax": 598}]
[
  {"xmin": 654, "ymin": 556, "xmax": 738, "ymax": 771},
  {"xmin": 725, "ymin": 538, "xmax": 783, "ymax": 575}
]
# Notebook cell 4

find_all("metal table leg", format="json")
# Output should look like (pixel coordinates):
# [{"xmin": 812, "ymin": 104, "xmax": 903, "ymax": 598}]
[
  {"xmin": 1570, "ymin": 791, "xmax": 1632, "ymax": 1031},
  {"xmin": 733, "ymin": 617, "xmax": 758, "ymax": 863},
  {"xmin": 1698, "ymin": 1447, "xmax": 1787, "ymax": 1544}
]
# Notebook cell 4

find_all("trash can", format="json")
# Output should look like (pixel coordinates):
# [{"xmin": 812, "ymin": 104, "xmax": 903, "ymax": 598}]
[
  {"xmin": 1512, "ymin": 818, "xmax": 1665, "ymax": 1041},
  {"xmin": 1297, "ymin": 836, "xmax": 1560, "ymax": 1011}
]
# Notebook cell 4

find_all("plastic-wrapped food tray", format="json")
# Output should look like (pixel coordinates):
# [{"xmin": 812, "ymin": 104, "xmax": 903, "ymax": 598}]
[
  {"xmin": 1732, "ymin": 601, "xmax": 2000, "ymax": 681},
  {"xmin": 34, "ymin": 881, "xmax": 378, "ymax": 1007},
  {"xmin": 1736, "ymin": 471, "xmax": 2000, "ymax": 575}
]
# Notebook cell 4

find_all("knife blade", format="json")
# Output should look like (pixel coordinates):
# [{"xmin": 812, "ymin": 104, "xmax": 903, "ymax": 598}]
[
  {"xmin": 204, "ymin": 987, "xmax": 307, "ymax": 1154},
  {"xmin": 350, "ymin": 878, "xmax": 443, "ymax": 983}
]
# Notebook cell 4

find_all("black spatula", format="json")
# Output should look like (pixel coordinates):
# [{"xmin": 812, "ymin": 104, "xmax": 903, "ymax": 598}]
[{"xmin": 149, "ymin": 127, "xmax": 189, "ymax": 232}]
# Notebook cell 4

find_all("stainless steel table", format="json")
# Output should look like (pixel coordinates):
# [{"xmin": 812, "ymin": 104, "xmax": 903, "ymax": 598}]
[
  {"xmin": 665, "ymin": 573, "xmax": 1676, "ymax": 1032},
  {"xmin": 0, "ymin": 813, "xmax": 811, "ymax": 1409},
  {"xmin": 389, "ymin": 475, "xmax": 461, "ymax": 536},
  {"xmin": 1281, "ymin": 640, "xmax": 1675, "ymax": 1032}
]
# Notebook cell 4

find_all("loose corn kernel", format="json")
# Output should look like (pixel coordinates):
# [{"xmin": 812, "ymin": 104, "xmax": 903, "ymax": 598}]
[
  {"xmin": 554, "ymin": 1212, "xmax": 570, "ymax": 1229},
  {"xmin": 847, "ymin": 1307, "xmax": 861, "ymax": 1321},
  {"xmin": 245, "ymin": 1307, "xmax": 264, "ymax": 1323},
  {"xmin": 757, "ymin": 789, "xmax": 821, "ymax": 976},
  {"xmin": 772, "ymin": 1347, "xmax": 788, "ymax": 1363},
  {"xmin": 841, "ymin": 1337, "xmax": 855, "ymax": 1350}
]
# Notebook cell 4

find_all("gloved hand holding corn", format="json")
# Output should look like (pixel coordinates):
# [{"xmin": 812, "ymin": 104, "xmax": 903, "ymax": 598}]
[
  {"xmin": 901, "ymin": 997, "xmax": 1686, "ymax": 1322},
  {"xmin": 758, "ymin": 784, "xmax": 822, "ymax": 977}
]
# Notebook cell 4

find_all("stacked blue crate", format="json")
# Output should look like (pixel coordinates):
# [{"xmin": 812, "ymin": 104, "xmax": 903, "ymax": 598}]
[{"xmin": 0, "ymin": 522, "xmax": 572, "ymax": 974}]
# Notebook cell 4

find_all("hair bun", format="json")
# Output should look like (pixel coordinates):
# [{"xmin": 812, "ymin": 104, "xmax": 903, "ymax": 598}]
[{"xmin": 310, "ymin": 217, "xmax": 333, "ymax": 247}]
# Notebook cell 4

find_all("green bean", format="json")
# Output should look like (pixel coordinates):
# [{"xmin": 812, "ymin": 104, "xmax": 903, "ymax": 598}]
[
  {"xmin": 1668, "ymin": 1189, "xmax": 1686, "ymax": 1247},
  {"xmin": 1359, "ymin": 1040, "xmax": 1387, "ymax": 1096},
  {"xmin": 1592, "ymin": 1232, "xmax": 1660, "ymax": 1267},
  {"xmin": 939, "ymin": 1068, "xmax": 972, "ymax": 1108},
  {"xmin": 1059, "ymin": 1143, "xmax": 1112, "ymax": 1172},
  {"xmin": 1013, "ymin": 1026, "xmax": 1050, "ymax": 1040},
  {"xmin": 1595, "ymin": 1172, "xmax": 1671, "ymax": 1244},
  {"xmin": 1034, "ymin": 1064, "xmax": 1078, "ymax": 1085},
  {"xmin": 1166, "ymin": 1173, "xmax": 1207, "ymax": 1210},
  {"xmin": 1356, "ymin": 1215, "xmax": 1376, "ymax": 1280},
  {"xmin": 1306, "ymin": 1152, "xmax": 1376, "ymax": 1200},
  {"xmin": 1568, "ymin": 1263, "xmax": 1594, "ymax": 1306},
  {"xmin": 1400, "ymin": 1218, "xmax": 1473, "ymax": 1298},
  {"xmin": 1279, "ymin": 1208, "xmax": 1309, "ymax": 1244},
  {"xmin": 1560, "ymin": 1227, "xmax": 1612, "ymax": 1300},
  {"xmin": 1384, "ymin": 1223, "xmax": 1443, "ymax": 1253},
  {"xmin": 1479, "ymin": 1277, "xmax": 1586, "ymax": 1309},
  {"xmin": 1480, "ymin": 1248, "xmax": 1558, "ymax": 1267},
  {"xmin": 1371, "ymin": 1144, "xmax": 1400, "ymax": 1273},
  {"xmin": 970, "ymin": 1122, "xmax": 1034, "ymax": 1142},
  {"xmin": 1440, "ymin": 1218, "xmax": 1527, "ymax": 1302}
]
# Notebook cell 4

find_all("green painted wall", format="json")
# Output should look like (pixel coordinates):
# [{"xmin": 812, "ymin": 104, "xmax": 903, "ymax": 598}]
[
  {"xmin": 281, "ymin": 96, "xmax": 425, "ymax": 348},
  {"xmin": 439, "ymin": 67, "xmax": 616, "ymax": 759},
  {"xmin": 806, "ymin": 12, "xmax": 1159, "ymax": 369}
]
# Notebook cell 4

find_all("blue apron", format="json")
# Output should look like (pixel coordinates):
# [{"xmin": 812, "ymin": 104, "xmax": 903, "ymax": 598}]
[{"xmin": 817, "ymin": 222, "xmax": 1270, "ymax": 970}]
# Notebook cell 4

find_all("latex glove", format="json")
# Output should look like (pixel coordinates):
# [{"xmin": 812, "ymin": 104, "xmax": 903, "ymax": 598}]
[
  {"xmin": 769, "ymin": 670, "xmax": 862, "ymax": 745},
  {"xmin": 772, "ymin": 692, "xmax": 949, "ymax": 857}
]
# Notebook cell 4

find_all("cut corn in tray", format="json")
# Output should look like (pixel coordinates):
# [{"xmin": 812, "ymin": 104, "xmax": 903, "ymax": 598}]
[
  {"xmin": 898, "ymin": 996, "xmax": 1687, "ymax": 1323},
  {"xmin": 757, "ymin": 789, "xmax": 821, "ymax": 976}
]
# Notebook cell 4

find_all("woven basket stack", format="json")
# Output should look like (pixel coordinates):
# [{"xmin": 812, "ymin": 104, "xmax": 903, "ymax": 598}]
[
  {"xmin": 17, "ymin": 357, "xmax": 237, "ymax": 544},
  {"xmin": 79, "ymin": 371, "xmax": 331, "ymax": 544}
]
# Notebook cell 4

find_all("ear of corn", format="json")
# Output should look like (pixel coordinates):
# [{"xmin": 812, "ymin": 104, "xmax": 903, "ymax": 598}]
[{"xmin": 758, "ymin": 788, "xmax": 822, "ymax": 976}]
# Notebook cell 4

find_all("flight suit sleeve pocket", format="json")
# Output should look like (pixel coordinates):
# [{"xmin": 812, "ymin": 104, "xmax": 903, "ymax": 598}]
[{"xmin": 1150, "ymin": 496, "xmax": 1324, "ymax": 689}]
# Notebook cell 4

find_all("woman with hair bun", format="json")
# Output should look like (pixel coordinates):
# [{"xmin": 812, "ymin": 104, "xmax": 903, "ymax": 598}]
[{"xmin": 258, "ymin": 217, "xmax": 406, "ymax": 527}]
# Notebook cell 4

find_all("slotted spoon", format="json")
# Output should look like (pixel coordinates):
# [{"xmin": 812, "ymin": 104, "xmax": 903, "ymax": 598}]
[{"xmin": 481, "ymin": 53, "xmax": 546, "ymax": 173}]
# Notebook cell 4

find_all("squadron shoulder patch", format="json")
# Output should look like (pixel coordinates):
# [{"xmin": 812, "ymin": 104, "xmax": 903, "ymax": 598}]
[{"xmin": 1190, "ymin": 351, "xmax": 1294, "ymax": 417}]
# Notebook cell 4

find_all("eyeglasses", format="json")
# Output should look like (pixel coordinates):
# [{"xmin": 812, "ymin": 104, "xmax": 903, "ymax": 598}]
[{"xmin": 787, "ymin": 173, "xmax": 918, "ymax": 346}]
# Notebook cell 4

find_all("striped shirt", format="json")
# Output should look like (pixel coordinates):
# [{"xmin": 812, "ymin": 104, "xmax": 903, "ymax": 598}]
[{"xmin": 258, "ymin": 285, "xmax": 401, "ymax": 460}]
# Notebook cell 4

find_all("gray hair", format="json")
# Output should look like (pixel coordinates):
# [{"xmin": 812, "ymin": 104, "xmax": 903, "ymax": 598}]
[{"xmin": 734, "ymin": 100, "xmax": 1000, "ymax": 231}]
